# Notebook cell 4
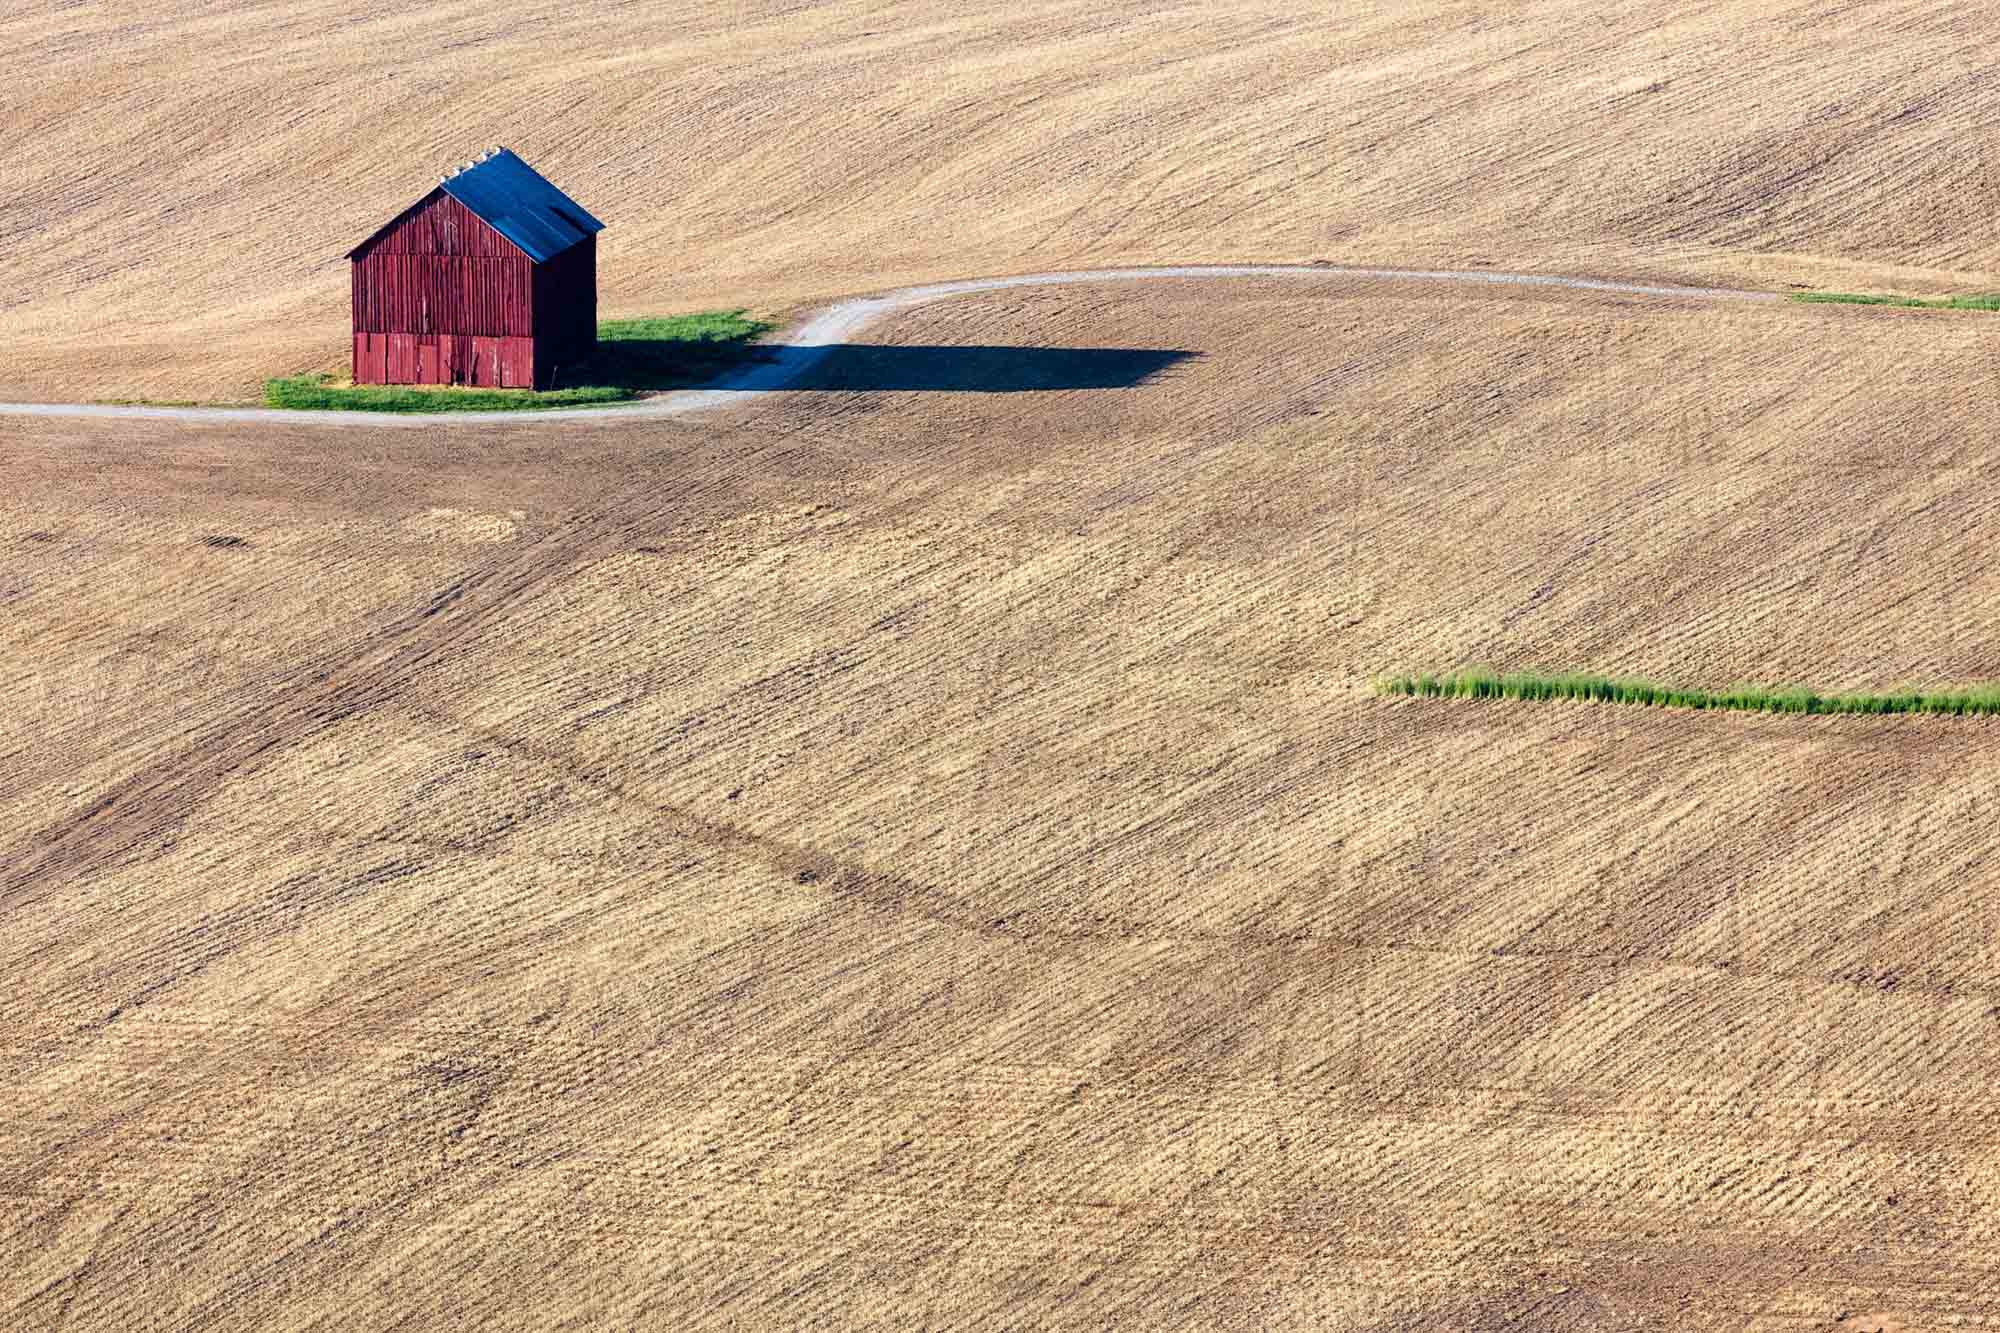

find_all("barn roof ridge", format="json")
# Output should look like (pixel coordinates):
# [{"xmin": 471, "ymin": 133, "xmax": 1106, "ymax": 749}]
[{"xmin": 347, "ymin": 147, "xmax": 604, "ymax": 264}]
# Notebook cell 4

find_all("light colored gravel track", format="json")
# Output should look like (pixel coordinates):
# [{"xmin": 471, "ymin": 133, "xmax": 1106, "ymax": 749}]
[{"xmin": 0, "ymin": 264, "xmax": 1778, "ymax": 428}]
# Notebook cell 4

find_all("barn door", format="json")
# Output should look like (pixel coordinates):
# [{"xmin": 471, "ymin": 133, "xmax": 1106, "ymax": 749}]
[{"xmin": 470, "ymin": 336, "xmax": 502, "ymax": 388}]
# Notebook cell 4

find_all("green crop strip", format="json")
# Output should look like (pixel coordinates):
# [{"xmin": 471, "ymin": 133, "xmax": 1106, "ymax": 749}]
[
  {"xmin": 1376, "ymin": 669, "xmax": 2000, "ymax": 717},
  {"xmin": 1791, "ymin": 291, "xmax": 2000, "ymax": 311}
]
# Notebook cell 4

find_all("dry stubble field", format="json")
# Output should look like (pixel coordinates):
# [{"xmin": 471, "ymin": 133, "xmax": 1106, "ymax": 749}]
[
  {"xmin": 3, "ymin": 1, "xmax": 2000, "ymax": 400},
  {"xmin": 6, "ymin": 3, "xmax": 2000, "ymax": 1331}
]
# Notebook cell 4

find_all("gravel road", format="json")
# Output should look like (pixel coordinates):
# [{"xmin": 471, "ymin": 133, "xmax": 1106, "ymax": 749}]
[{"xmin": 0, "ymin": 264, "xmax": 1778, "ymax": 428}]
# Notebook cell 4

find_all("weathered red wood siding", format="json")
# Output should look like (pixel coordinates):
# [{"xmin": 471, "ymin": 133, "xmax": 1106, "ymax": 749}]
[
  {"xmin": 350, "ymin": 190, "xmax": 534, "ymax": 385},
  {"xmin": 351, "ymin": 188, "xmax": 597, "ymax": 388}
]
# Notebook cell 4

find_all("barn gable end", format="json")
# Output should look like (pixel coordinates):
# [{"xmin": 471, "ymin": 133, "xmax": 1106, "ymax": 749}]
[{"xmin": 348, "ymin": 149, "xmax": 601, "ymax": 389}]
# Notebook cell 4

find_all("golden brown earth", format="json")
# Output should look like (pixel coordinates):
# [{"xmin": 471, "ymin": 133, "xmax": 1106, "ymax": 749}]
[
  {"xmin": 5, "ymin": 3, "xmax": 2000, "ymax": 1331},
  {"xmin": 3, "ymin": 0, "xmax": 1999, "ymax": 401}
]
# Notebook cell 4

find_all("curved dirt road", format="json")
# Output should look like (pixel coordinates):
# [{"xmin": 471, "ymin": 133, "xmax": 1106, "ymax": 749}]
[{"xmin": 0, "ymin": 264, "xmax": 1778, "ymax": 428}]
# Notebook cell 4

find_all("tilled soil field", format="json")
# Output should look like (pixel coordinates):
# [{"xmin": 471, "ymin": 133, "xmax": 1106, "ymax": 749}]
[
  {"xmin": 6, "ymin": 276, "xmax": 1999, "ymax": 1328},
  {"xmin": 3, "ymin": 1, "xmax": 2000, "ymax": 401}
]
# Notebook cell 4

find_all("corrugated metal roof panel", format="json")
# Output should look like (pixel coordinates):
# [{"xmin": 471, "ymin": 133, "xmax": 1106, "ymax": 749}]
[
  {"xmin": 348, "ymin": 148, "xmax": 604, "ymax": 263},
  {"xmin": 439, "ymin": 148, "xmax": 603, "ymax": 263}
]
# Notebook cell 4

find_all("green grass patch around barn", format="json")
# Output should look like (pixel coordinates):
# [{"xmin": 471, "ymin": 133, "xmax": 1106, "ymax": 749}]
[
  {"xmin": 263, "ymin": 309, "xmax": 775, "ymax": 412},
  {"xmin": 1791, "ymin": 290, "xmax": 2000, "ymax": 311},
  {"xmin": 1376, "ymin": 668, "xmax": 2000, "ymax": 718},
  {"xmin": 597, "ymin": 312, "xmax": 774, "ymax": 345},
  {"xmin": 588, "ymin": 310, "xmax": 776, "ymax": 391},
  {"xmin": 263, "ymin": 376, "xmax": 631, "ymax": 412}
]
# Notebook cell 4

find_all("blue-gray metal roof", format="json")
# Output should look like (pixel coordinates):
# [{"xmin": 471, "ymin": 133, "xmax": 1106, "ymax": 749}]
[{"xmin": 438, "ymin": 148, "xmax": 603, "ymax": 263}]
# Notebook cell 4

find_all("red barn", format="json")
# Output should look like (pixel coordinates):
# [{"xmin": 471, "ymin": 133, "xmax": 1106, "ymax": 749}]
[{"xmin": 347, "ymin": 147, "xmax": 603, "ymax": 388}]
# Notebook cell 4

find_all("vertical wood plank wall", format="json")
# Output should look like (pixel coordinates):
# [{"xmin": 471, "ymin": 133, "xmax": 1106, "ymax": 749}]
[
  {"xmin": 529, "ymin": 233, "xmax": 597, "ymax": 389},
  {"xmin": 350, "ymin": 188, "xmax": 592, "ymax": 388}
]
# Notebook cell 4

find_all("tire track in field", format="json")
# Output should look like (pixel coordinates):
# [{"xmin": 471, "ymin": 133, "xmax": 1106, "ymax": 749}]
[
  {"xmin": 0, "ymin": 518, "xmax": 619, "ymax": 910},
  {"xmin": 0, "ymin": 263, "xmax": 1778, "ymax": 429},
  {"xmin": 0, "ymin": 263, "xmax": 1777, "ymax": 907},
  {"xmin": 389, "ymin": 697, "xmax": 1024, "ymax": 947}
]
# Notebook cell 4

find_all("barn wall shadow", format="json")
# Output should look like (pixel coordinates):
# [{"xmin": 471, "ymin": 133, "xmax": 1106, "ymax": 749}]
[{"xmin": 577, "ymin": 341, "xmax": 1198, "ymax": 394}]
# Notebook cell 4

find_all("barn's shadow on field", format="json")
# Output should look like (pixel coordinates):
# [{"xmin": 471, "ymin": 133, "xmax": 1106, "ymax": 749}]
[
  {"xmin": 772, "ymin": 344, "xmax": 1198, "ymax": 392},
  {"xmin": 581, "ymin": 339, "xmax": 1197, "ymax": 394}
]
